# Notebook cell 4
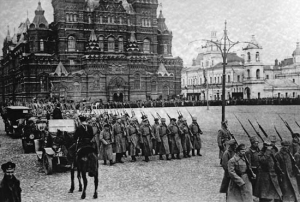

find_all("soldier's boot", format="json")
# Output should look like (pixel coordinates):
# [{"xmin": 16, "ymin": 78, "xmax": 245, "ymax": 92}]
[
  {"xmin": 109, "ymin": 160, "xmax": 115, "ymax": 166},
  {"xmin": 123, "ymin": 152, "xmax": 127, "ymax": 158},
  {"xmin": 171, "ymin": 154, "xmax": 176, "ymax": 159},
  {"xmin": 159, "ymin": 154, "xmax": 164, "ymax": 160},
  {"xmin": 166, "ymin": 154, "xmax": 171, "ymax": 160},
  {"xmin": 144, "ymin": 156, "xmax": 149, "ymax": 162},
  {"xmin": 131, "ymin": 156, "xmax": 136, "ymax": 162},
  {"xmin": 103, "ymin": 160, "xmax": 107, "ymax": 165},
  {"xmin": 183, "ymin": 151, "xmax": 187, "ymax": 158},
  {"xmin": 177, "ymin": 153, "xmax": 181, "ymax": 159},
  {"xmin": 119, "ymin": 155, "xmax": 124, "ymax": 163},
  {"xmin": 192, "ymin": 150, "xmax": 195, "ymax": 156},
  {"xmin": 197, "ymin": 149, "xmax": 202, "ymax": 156},
  {"xmin": 187, "ymin": 150, "xmax": 191, "ymax": 157}
]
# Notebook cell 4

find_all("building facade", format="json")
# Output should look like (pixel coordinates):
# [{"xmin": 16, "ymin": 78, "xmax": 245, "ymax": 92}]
[
  {"xmin": 182, "ymin": 34, "xmax": 300, "ymax": 101},
  {"xmin": 0, "ymin": 0, "xmax": 183, "ymax": 103}
]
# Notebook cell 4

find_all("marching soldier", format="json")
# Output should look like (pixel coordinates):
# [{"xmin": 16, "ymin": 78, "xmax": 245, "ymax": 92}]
[
  {"xmin": 126, "ymin": 119, "xmax": 140, "ymax": 162},
  {"xmin": 168, "ymin": 118, "xmax": 183, "ymax": 159},
  {"xmin": 275, "ymin": 140, "xmax": 300, "ymax": 202},
  {"xmin": 158, "ymin": 118, "xmax": 171, "ymax": 160},
  {"xmin": 245, "ymin": 136, "xmax": 260, "ymax": 193},
  {"xmin": 220, "ymin": 139, "xmax": 237, "ymax": 197},
  {"xmin": 112, "ymin": 116, "xmax": 127, "ymax": 163},
  {"xmin": 217, "ymin": 120, "xmax": 232, "ymax": 164},
  {"xmin": 52, "ymin": 103, "xmax": 63, "ymax": 119},
  {"xmin": 254, "ymin": 141, "xmax": 282, "ymax": 202},
  {"xmin": 152, "ymin": 118, "xmax": 160, "ymax": 155},
  {"xmin": 289, "ymin": 133, "xmax": 300, "ymax": 156},
  {"xmin": 98, "ymin": 124, "xmax": 114, "ymax": 166},
  {"xmin": 269, "ymin": 135, "xmax": 279, "ymax": 155},
  {"xmin": 180, "ymin": 118, "xmax": 193, "ymax": 158},
  {"xmin": 189, "ymin": 117, "xmax": 203, "ymax": 157},
  {"xmin": 139, "ymin": 119, "xmax": 155, "ymax": 162}
]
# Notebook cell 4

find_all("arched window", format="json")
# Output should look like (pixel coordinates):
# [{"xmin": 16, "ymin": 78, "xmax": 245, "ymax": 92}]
[
  {"xmin": 99, "ymin": 36, "xmax": 104, "ymax": 51},
  {"xmin": 256, "ymin": 52, "xmax": 260, "ymax": 62},
  {"xmin": 111, "ymin": 17, "xmax": 114, "ymax": 24},
  {"xmin": 151, "ymin": 81, "xmax": 156, "ymax": 92},
  {"xmin": 100, "ymin": 16, "xmax": 103, "ymax": 24},
  {"xmin": 40, "ymin": 39, "xmax": 44, "ymax": 52},
  {"xmin": 237, "ymin": 75, "xmax": 240, "ymax": 82},
  {"xmin": 228, "ymin": 75, "xmax": 230, "ymax": 83},
  {"xmin": 247, "ymin": 69, "xmax": 250, "ymax": 78},
  {"xmin": 108, "ymin": 37, "xmax": 115, "ymax": 52},
  {"xmin": 118, "ymin": 37, "xmax": 124, "ymax": 52},
  {"xmin": 256, "ymin": 69, "xmax": 260, "ymax": 79},
  {"xmin": 143, "ymin": 39, "xmax": 150, "ymax": 53},
  {"xmin": 70, "ymin": 14, "xmax": 73, "ymax": 22},
  {"xmin": 134, "ymin": 73, "xmax": 140, "ymax": 89},
  {"xmin": 74, "ymin": 14, "xmax": 77, "ymax": 22},
  {"xmin": 68, "ymin": 36, "xmax": 76, "ymax": 52},
  {"xmin": 40, "ymin": 76, "xmax": 47, "ymax": 92},
  {"xmin": 88, "ymin": 16, "xmax": 92, "ymax": 24},
  {"xmin": 247, "ymin": 52, "xmax": 251, "ymax": 62},
  {"xmin": 217, "ymin": 77, "xmax": 219, "ymax": 83},
  {"xmin": 39, "ymin": 24, "xmax": 46, "ymax": 28},
  {"xmin": 128, "ymin": 18, "xmax": 131, "ymax": 26},
  {"xmin": 119, "ymin": 17, "xmax": 123, "ymax": 24},
  {"xmin": 164, "ymin": 44, "xmax": 168, "ymax": 54},
  {"xmin": 66, "ymin": 14, "xmax": 69, "ymax": 22}
]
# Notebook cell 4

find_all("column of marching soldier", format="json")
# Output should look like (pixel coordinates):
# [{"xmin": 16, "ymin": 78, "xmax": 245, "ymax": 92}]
[{"xmin": 218, "ymin": 116, "xmax": 300, "ymax": 202}]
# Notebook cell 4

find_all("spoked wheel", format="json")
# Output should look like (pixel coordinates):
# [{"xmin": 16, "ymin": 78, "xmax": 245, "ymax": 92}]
[{"xmin": 43, "ymin": 153, "xmax": 53, "ymax": 175}]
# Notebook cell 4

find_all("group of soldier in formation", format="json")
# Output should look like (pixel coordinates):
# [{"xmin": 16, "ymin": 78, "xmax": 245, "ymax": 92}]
[{"xmin": 218, "ymin": 119, "xmax": 300, "ymax": 202}]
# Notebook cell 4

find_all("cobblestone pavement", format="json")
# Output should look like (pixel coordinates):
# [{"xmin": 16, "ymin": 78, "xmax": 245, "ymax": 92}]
[{"xmin": 0, "ymin": 105, "xmax": 299, "ymax": 202}]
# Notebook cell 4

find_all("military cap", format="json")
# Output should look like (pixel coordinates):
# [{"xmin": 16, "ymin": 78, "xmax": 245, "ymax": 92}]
[
  {"xmin": 104, "ymin": 123, "xmax": 110, "ymax": 128},
  {"xmin": 1, "ymin": 161, "xmax": 16, "ymax": 172},
  {"xmin": 292, "ymin": 133, "xmax": 300, "ymax": 138},
  {"xmin": 236, "ymin": 143, "xmax": 246, "ymax": 152},
  {"xmin": 227, "ymin": 139, "xmax": 237, "ymax": 145},
  {"xmin": 154, "ymin": 118, "xmax": 159, "ymax": 121},
  {"xmin": 161, "ymin": 118, "xmax": 166, "ymax": 121},
  {"xmin": 182, "ymin": 118, "xmax": 187, "ymax": 121},
  {"xmin": 263, "ymin": 140, "xmax": 272, "ymax": 147},
  {"xmin": 281, "ymin": 140, "xmax": 291, "ymax": 146},
  {"xmin": 143, "ymin": 118, "xmax": 148, "ymax": 122},
  {"xmin": 192, "ymin": 117, "xmax": 197, "ymax": 121},
  {"xmin": 269, "ymin": 135, "xmax": 277, "ymax": 142},
  {"xmin": 116, "ymin": 116, "xmax": 121, "ymax": 120},
  {"xmin": 171, "ymin": 118, "xmax": 176, "ymax": 122},
  {"xmin": 178, "ymin": 115, "xmax": 183, "ymax": 119},
  {"xmin": 79, "ymin": 115, "xmax": 87, "ymax": 122},
  {"xmin": 250, "ymin": 136, "xmax": 259, "ymax": 144}
]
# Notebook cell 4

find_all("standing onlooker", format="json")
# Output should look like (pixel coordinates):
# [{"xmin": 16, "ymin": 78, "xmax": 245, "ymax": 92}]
[
  {"xmin": 217, "ymin": 120, "xmax": 231, "ymax": 164},
  {"xmin": 52, "ymin": 103, "xmax": 63, "ymax": 119},
  {"xmin": 0, "ymin": 161, "xmax": 22, "ymax": 202}
]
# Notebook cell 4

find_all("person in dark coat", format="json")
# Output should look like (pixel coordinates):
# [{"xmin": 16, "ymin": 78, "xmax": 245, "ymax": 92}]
[
  {"xmin": 158, "ymin": 118, "xmax": 171, "ymax": 160},
  {"xmin": 52, "ymin": 103, "xmax": 63, "ymax": 119},
  {"xmin": 189, "ymin": 117, "xmax": 203, "ymax": 156},
  {"xmin": 275, "ymin": 140, "xmax": 300, "ymax": 202},
  {"xmin": 220, "ymin": 139, "xmax": 237, "ymax": 195},
  {"xmin": 254, "ymin": 141, "xmax": 282, "ymax": 202},
  {"xmin": 269, "ymin": 135, "xmax": 279, "ymax": 155},
  {"xmin": 98, "ymin": 124, "xmax": 114, "ymax": 166},
  {"xmin": 289, "ymin": 133, "xmax": 300, "ymax": 156},
  {"xmin": 217, "ymin": 120, "xmax": 232, "ymax": 165},
  {"xmin": 0, "ymin": 162, "xmax": 22, "ymax": 202}
]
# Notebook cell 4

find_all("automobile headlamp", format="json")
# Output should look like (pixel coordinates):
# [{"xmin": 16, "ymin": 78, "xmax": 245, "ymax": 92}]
[{"xmin": 29, "ymin": 134, "xmax": 35, "ymax": 139}]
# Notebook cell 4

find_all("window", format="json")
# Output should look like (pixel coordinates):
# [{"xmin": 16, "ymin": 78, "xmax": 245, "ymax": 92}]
[
  {"xmin": 66, "ymin": 14, "xmax": 69, "ymax": 22},
  {"xmin": 228, "ymin": 75, "xmax": 230, "ymax": 83},
  {"xmin": 100, "ymin": 16, "xmax": 103, "ymax": 24},
  {"xmin": 40, "ymin": 76, "xmax": 47, "ymax": 92},
  {"xmin": 293, "ymin": 79, "xmax": 295, "ymax": 83},
  {"xmin": 108, "ymin": 37, "xmax": 115, "ymax": 52},
  {"xmin": 143, "ymin": 39, "xmax": 150, "ymax": 53},
  {"xmin": 256, "ymin": 52, "xmax": 260, "ymax": 62},
  {"xmin": 200, "ymin": 78, "xmax": 202, "ymax": 84},
  {"xmin": 212, "ymin": 60, "xmax": 214, "ymax": 66},
  {"xmin": 74, "ymin": 15, "xmax": 77, "ymax": 22},
  {"xmin": 215, "ymin": 77, "xmax": 216, "ymax": 83},
  {"xmin": 118, "ymin": 37, "xmax": 124, "ymax": 52},
  {"xmin": 134, "ymin": 73, "xmax": 140, "ymax": 89},
  {"xmin": 247, "ymin": 52, "xmax": 251, "ymax": 62},
  {"xmin": 286, "ymin": 92, "xmax": 288, "ymax": 98},
  {"xmin": 112, "ymin": 17, "xmax": 114, "ymax": 24},
  {"xmin": 256, "ymin": 69, "xmax": 260, "ymax": 79},
  {"xmin": 88, "ymin": 16, "xmax": 92, "ymax": 24},
  {"xmin": 217, "ymin": 77, "xmax": 219, "ymax": 83},
  {"xmin": 151, "ymin": 81, "xmax": 156, "ymax": 92},
  {"xmin": 40, "ymin": 39, "xmax": 44, "ymax": 52},
  {"xmin": 68, "ymin": 36, "xmax": 76, "ymax": 52},
  {"xmin": 210, "ymin": 77, "xmax": 212, "ymax": 84},
  {"xmin": 119, "ymin": 17, "xmax": 123, "ymax": 24},
  {"xmin": 247, "ymin": 69, "xmax": 250, "ymax": 78},
  {"xmin": 128, "ymin": 18, "xmax": 131, "ymax": 26},
  {"xmin": 258, "ymin": 92, "xmax": 260, "ymax": 99},
  {"xmin": 99, "ymin": 36, "xmax": 104, "ymax": 51},
  {"xmin": 164, "ymin": 44, "xmax": 168, "ymax": 54},
  {"xmin": 293, "ymin": 92, "xmax": 295, "ymax": 97},
  {"xmin": 206, "ymin": 61, "xmax": 209, "ymax": 67},
  {"xmin": 278, "ymin": 93, "xmax": 280, "ymax": 98},
  {"xmin": 237, "ymin": 75, "xmax": 240, "ymax": 82}
]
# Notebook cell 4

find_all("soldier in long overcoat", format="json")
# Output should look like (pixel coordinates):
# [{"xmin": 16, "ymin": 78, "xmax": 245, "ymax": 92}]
[
  {"xmin": 275, "ymin": 140, "xmax": 300, "ymax": 202},
  {"xmin": 168, "ymin": 118, "xmax": 183, "ymax": 159},
  {"xmin": 0, "ymin": 162, "xmax": 22, "ymax": 202},
  {"xmin": 98, "ymin": 124, "xmax": 114, "ymax": 165},
  {"xmin": 112, "ymin": 116, "xmax": 127, "ymax": 163},
  {"xmin": 139, "ymin": 119, "xmax": 154, "ymax": 162},
  {"xmin": 227, "ymin": 143, "xmax": 253, "ymax": 202},
  {"xmin": 126, "ymin": 119, "xmax": 140, "ymax": 162},
  {"xmin": 152, "ymin": 118, "xmax": 160, "ymax": 155},
  {"xmin": 179, "ymin": 118, "xmax": 193, "ymax": 158},
  {"xmin": 254, "ymin": 142, "xmax": 282, "ymax": 202},
  {"xmin": 189, "ymin": 117, "xmax": 203, "ymax": 156},
  {"xmin": 158, "ymin": 118, "xmax": 171, "ymax": 160},
  {"xmin": 217, "ymin": 120, "xmax": 232, "ymax": 164},
  {"xmin": 289, "ymin": 133, "xmax": 300, "ymax": 156},
  {"xmin": 220, "ymin": 139, "xmax": 237, "ymax": 194}
]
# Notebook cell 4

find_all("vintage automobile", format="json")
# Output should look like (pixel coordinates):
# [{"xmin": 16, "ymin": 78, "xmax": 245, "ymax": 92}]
[
  {"xmin": 4, "ymin": 106, "xmax": 31, "ymax": 138},
  {"xmin": 35, "ymin": 119, "xmax": 76, "ymax": 175},
  {"xmin": 21, "ymin": 117, "xmax": 47, "ymax": 153}
]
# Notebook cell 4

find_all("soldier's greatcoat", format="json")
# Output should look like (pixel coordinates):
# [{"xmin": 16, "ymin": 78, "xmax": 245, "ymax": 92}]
[
  {"xmin": 289, "ymin": 142, "xmax": 300, "ymax": 156},
  {"xmin": 98, "ymin": 129, "xmax": 114, "ymax": 161},
  {"xmin": 189, "ymin": 122, "xmax": 202, "ymax": 150},
  {"xmin": 126, "ymin": 124, "xmax": 139, "ymax": 156},
  {"xmin": 220, "ymin": 147, "xmax": 235, "ymax": 193},
  {"xmin": 254, "ymin": 149, "xmax": 282, "ymax": 200},
  {"xmin": 245, "ymin": 146, "xmax": 260, "ymax": 192},
  {"xmin": 180, "ymin": 123, "xmax": 193, "ymax": 152},
  {"xmin": 227, "ymin": 154, "xmax": 253, "ymax": 202},
  {"xmin": 112, "ymin": 122, "xmax": 126, "ymax": 153},
  {"xmin": 275, "ymin": 149, "xmax": 300, "ymax": 202},
  {"xmin": 0, "ymin": 175, "xmax": 22, "ymax": 202},
  {"xmin": 158, "ymin": 124, "xmax": 170, "ymax": 155},
  {"xmin": 139, "ymin": 123, "xmax": 153, "ymax": 156},
  {"xmin": 217, "ymin": 128, "xmax": 231, "ymax": 159},
  {"xmin": 168, "ymin": 123, "xmax": 183, "ymax": 154}
]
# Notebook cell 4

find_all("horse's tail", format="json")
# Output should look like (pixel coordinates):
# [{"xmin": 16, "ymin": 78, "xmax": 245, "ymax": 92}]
[{"xmin": 87, "ymin": 152, "xmax": 98, "ymax": 177}]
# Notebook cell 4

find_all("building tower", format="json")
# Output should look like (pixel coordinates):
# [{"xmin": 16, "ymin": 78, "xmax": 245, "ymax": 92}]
[
  {"xmin": 157, "ymin": 10, "xmax": 172, "ymax": 57},
  {"xmin": 292, "ymin": 42, "xmax": 300, "ymax": 63}
]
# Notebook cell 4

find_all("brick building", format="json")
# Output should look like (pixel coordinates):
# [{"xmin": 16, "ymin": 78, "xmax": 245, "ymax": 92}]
[{"xmin": 1, "ymin": 0, "xmax": 183, "ymax": 103}]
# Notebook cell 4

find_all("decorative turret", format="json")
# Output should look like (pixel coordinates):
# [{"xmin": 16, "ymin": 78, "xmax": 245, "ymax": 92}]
[
  {"xmin": 243, "ymin": 35, "xmax": 263, "ymax": 63},
  {"xmin": 30, "ymin": 1, "xmax": 49, "ymax": 29},
  {"xmin": 157, "ymin": 10, "xmax": 172, "ymax": 56},
  {"xmin": 6, "ymin": 26, "xmax": 11, "ymax": 42},
  {"xmin": 293, "ymin": 42, "xmax": 300, "ymax": 63},
  {"xmin": 157, "ymin": 10, "xmax": 169, "ymax": 34},
  {"xmin": 86, "ymin": 30, "xmax": 99, "ymax": 51},
  {"xmin": 126, "ymin": 32, "xmax": 139, "ymax": 52}
]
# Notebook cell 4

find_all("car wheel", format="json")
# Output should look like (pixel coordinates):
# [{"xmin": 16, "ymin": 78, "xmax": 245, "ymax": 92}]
[{"xmin": 43, "ymin": 153, "xmax": 53, "ymax": 175}]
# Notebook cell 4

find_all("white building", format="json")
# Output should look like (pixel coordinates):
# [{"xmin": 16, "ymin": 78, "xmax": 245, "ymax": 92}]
[{"xmin": 182, "ymin": 34, "xmax": 300, "ymax": 100}]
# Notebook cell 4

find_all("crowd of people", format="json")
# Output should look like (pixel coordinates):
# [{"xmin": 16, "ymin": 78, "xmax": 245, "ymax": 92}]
[{"xmin": 218, "ymin": 120, "xmax": 300, "ymax": 202}]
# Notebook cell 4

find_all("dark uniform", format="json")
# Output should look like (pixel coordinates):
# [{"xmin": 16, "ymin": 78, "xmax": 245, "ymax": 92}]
[
  {"xmin": 98, "ymin": 125, "xmax": 114, "ymax": 165},
  {"xmin": 112, "ymin": 118, "xmax": 127, "ymax": 163},
  {"xmin": 126, "ymin": 121, "xmax": 140, "ymax": 162},
  {"xmin": 217, "ymin": 122, "xmax": 231, "ymax": 163},
  {"xmin": 179, "ymin": 119, "xmax": 193, "ymax": 158},
  {"xmin": 152, "ymin": 119, "xmax": 160, "ymax": 155},
  {"xmin": 52, "ymin": 104, "xmax": 63, "ymax": 119},
  {"xmin": 140, "ymin": 120, "xmax": 154, "ymax": 162},
  {"xmin": 189, "ymin": 117, "xmax": 203, "ymax": 156},
  {"xmin": 158, "ymin": 118, "xmax": 171, "ymax": 160},
  {"xmin": 168, "ymin": 118, "xmax": 183, "ymax": 159}
]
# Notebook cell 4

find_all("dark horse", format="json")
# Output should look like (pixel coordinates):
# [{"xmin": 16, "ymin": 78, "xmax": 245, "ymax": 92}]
[{"xmin": 55, "ymin": 130, "xmax": 99, "ymax": 199}]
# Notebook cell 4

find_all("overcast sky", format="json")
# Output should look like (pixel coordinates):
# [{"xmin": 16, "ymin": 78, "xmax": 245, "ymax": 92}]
[{"xmin": 0, "ymin": 0, "xmax": 300, "ymax": 66}]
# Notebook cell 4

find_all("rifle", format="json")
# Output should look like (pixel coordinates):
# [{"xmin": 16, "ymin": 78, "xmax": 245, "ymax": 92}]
[
  {"xmin": 278, "ymin": 114, "xmax": 294, "ymax": 135},
  {"xmin": 186, "ymin": 108, "xmax": 202, "ymax": 134},
  {"xmin": 156, "ymin": 112, "xmax": 161, "ymax": 120},
  {"xmin": 164, "ymin": 110, "xmax": 171, "ymax": 120},
  {"xmin": 274, "ymin": 126, "xmax": 283, "ymax": 141},
  {"xmin": 244, "ymin": 155, "xmax": 256, "ymax": 180},
  {"xmin": 150, "ymin": 112, "xmax": 157, "ymax": 120},
  {"xmin": 288, "ymin": 152, "xmax": 300, "ymax": 175},
  {"xmin": 295, "ymin": 119, "xmax": 300, "ymax": 129},
  {"xmin": 255, "ymin": 118, "xmax": 268, "ymax": 138},
  {"xmin": 233, "ymin": 114, "xmax": 251, "ymax": 139},
  {"xmin": 248, "ymin": 119, "xmax": 264, "ymax": 142},
  {"xmin": 177, "ymin": 110, "xmax": 183, "ymax": 117}
]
